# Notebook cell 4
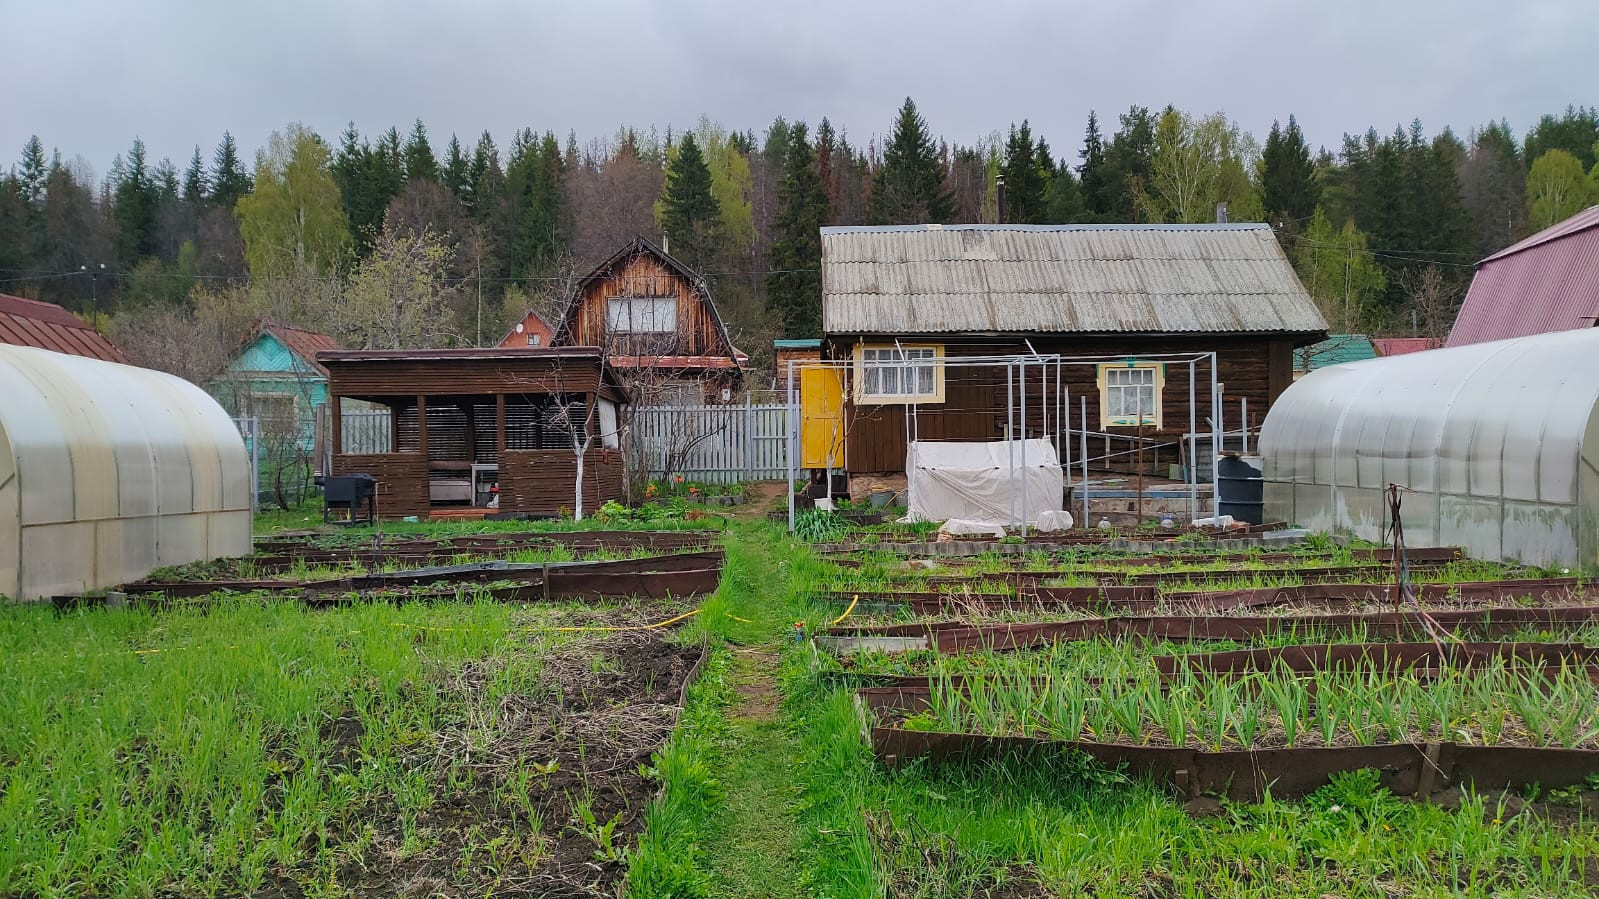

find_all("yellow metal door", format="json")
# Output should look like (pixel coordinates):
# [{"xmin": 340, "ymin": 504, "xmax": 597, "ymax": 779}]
[{"xmin": 799, "ymin": 366, "xmax": 844, "ymax": 469}]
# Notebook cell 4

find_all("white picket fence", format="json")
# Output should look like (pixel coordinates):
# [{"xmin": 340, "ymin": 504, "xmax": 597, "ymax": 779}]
[{"xmin": 331, "ymin": 402, "xmax": 787, "ymax": 485}]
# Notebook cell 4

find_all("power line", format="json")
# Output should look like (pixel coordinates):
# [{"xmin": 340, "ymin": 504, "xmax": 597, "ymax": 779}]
[{"xmin": 1276, "ymin": 231, "xmax": 1480, "ymax": 269}]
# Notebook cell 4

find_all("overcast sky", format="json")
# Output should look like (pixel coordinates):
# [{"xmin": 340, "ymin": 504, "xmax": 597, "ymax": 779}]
[{"xmin": 8, "ymin": 0, "xmax": 1597, "ymax": 181}]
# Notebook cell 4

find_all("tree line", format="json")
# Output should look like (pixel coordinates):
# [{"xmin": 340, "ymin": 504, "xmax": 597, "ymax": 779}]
[{"xmin": 1, "ymin": 100, "xmax": 1596, "ymax": 380}]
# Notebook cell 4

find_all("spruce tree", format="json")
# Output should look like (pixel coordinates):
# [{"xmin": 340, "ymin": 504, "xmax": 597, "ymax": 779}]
[
  {"xmin": 1260, "ymin": 116, "xmax": 1320, "ymax": 225},
  {"xmin": 767, "ymin": 122, "xmax": 829, "ymax": 337},
  {"xmin": 442, "ymin": 134, "xmax": 471, "ymax": 202},
  {"xmin": 504, "ymin": 130, "xmax": 566, "ymax": 282},
  {"xmin": 114, "ymin": 138, "xmax": 159, "ymax": 264},
  {"xmin": 468, "ymin": 131, "xmax": 504, "ymax": 223},
  {"xmin": 1001, "ymin": 121, "xmax": 1047, "ymax": 223},
  {"xmin": 1100, "ymin": 106, "xmax": 1156, "ymax": 221},
  {"xmin": 1077, "ymin": 111, "xmax": 1108, "ymax": 219},
  {"xmin": 867, "ymin": 97, "xmax": 955, "ymax": 225},
  {"xmin": 211, "ymin": 131, "xmax": 252, "ymax": 209},
  {"xmin": 660, "ymin": 133, "xmax": 723, "ymax": 271},
  {"xmin": 182, "ymin": 146, "xmax": 209, "ymax": 204},
  {"xmin": 403, "ymin": 119, "xmax": 438, "ymax": 182},
  {"xmin": 18, "ymin": 136, "xmax": 47, "ymax": 206},
  {"xmin": 1042, "ymin": 158, "xmax": 1083, "ymax": 224}
]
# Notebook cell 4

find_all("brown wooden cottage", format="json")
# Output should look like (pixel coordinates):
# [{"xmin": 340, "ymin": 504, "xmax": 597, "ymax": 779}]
[
  {"xmin": 552, "ymin": 236, "xmax": 746, "ymax": 404},
  {"xmin": 319, "ymin": 347, "xmax": 628, "ymax": 518},
  {"xmin": 820, "ymin": 224, "xmax": 1328, "ymax": 475}
]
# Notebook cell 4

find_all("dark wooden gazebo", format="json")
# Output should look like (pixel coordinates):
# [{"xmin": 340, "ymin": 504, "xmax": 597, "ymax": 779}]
[{"xmin": 318, "ymin": 347, "xmax": 628, "ymax": 518}]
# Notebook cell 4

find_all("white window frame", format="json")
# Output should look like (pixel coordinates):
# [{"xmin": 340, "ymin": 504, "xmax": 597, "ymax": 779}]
[
  {"xmin": 606, "ymin": 296, "xmax": 677, "ymax": 334},
  {"xmin": 526, "ymin": 333, "xmax": 542, "ymax": 346},
  {"xmin": 1097, "ymin": 362, "xmax": 1164, "ymax": 429},
  {"xmin": 853, "ymin": 343, "xmax": 945, "ymax": 405}
]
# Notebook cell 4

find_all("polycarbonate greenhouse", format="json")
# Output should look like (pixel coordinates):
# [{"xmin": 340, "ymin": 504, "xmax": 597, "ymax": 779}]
[
  {"xmin": 0, "ymin": 345, "xmax": 252, "ymax": 600},
  {"xmin": 1259, "ymin": 328, "xmax": 1599, "ymax": 568}
]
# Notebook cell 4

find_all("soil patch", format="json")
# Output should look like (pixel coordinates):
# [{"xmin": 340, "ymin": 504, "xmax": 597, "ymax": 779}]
[{"xmin": 269, "ymin": 633, "xmax": 702, "ymax": 898}]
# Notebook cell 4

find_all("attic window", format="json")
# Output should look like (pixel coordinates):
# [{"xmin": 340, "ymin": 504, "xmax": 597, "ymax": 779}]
[{"xmin": 607, "ymin": 296, "xmax": 676, "ymax": 333}]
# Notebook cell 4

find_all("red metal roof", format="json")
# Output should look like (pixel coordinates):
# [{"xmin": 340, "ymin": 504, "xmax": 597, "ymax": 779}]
[
  {"xmin": 1371, "ymin": 337, "xmax": 1441, "ymax": 356},
  {"xmin": 0, "ymin": 292, "xmax": 128, "ymax": 363},
  {"xmin": 259, "ymin": 320, "xmax": 341, "ymax": 375},
  {"xmin": 1446, "ymin": 205, "xmax": 1599, "ymax": 347}
]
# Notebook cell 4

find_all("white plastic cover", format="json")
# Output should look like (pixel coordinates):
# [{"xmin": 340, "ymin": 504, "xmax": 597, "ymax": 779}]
[
  {"xmin": 938, "ymin": 519, "xmax": 1006, "ymax": 537},
  {"xmin": 905, "ymin": 439, "xmax": 1065, "ymax": 526},
  {"xmin": 1259, "ymin": 329, "xmax": 1599, "ymax": 568},
  {"xmin": 0, "ymin": 345, "xmax": 253, "ymax": 600},
  {"xmin": 1035, "ymin": 510, "xmax": 1075, "ymax": 532}
]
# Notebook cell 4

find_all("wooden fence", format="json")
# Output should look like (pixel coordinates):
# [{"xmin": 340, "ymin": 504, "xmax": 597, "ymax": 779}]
[
  {"xmin": 328, "ymin": 402, "xmax": 788, "ymax": 485},
  {"xmin": 627, "ymin": 401, "xmax": 788, "ymax": 484}
]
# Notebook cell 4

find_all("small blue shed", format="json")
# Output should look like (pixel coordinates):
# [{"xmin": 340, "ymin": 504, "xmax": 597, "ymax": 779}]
[{"xmin": 210, "ymin": 320, "xmax": 341, "ymax": 448}]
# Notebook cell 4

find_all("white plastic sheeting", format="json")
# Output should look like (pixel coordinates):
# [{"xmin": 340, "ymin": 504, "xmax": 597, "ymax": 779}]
[
  {"xmin": 1258, "ymin": 329, "xmax": 1599, "ymax": 568},
  {"xmin": 0, "ymin": 345, "xmax": 252, "ymax": 600},
  {"xmin": 905, "ymin": 439, "xmax": 1065, "ymax": 527}
]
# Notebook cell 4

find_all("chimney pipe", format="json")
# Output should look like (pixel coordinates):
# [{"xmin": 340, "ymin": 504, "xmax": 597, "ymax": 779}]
[{"xmin": 1215, "ymin": 202, "xmax": 1229, "ymax": 224}]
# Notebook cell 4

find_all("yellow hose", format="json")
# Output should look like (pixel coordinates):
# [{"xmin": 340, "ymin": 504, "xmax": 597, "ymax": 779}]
[{"xmin": 829, "ymin": 594, "xmax": 859, "ymax": 627}]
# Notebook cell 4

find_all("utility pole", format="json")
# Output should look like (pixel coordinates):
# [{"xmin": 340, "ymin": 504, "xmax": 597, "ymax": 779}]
[{"xmin": 81, "ymin": 263, "xmax": 106, "ymax": 320}]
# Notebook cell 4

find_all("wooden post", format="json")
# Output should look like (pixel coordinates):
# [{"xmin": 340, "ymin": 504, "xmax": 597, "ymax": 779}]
[
  {"xmin": 329, "ymin": 394, "xmax": 342, "ymax": 465},
  {"xmin": 417, "ymin": 395, "xmax": 428, "ymax": 458},
  {"xmin": 496, "ymin": 394, "xmax": 507, "ymax": 457}
]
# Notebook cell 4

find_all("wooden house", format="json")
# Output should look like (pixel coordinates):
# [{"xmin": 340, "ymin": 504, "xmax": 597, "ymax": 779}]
[
  {"xmin": 319, "ymin": 347, "xmax": 627, "ymax": 518},
  {"xmin": 498, "ymin": 310, "xmax": 555, "ymax": 348},
  {"xmin": 552, "ymin": 236, "xmax": 745, "ymax": 404},
  {"xmin": 211, "ymin": 320, "xmax": 340, "ymax": 446},
  {"xmin": 819, "ymin": 224, "xmax": 1328, "ymax": 475}
]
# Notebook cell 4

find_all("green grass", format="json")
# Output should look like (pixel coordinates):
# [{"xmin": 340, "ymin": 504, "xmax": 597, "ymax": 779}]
[{"xmin": 15, "ymin": 508, "xmax": 1599, "ymax": 897}]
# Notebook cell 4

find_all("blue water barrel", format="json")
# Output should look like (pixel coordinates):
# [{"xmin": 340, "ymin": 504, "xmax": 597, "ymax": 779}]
[{"xmin": 1216, "ymin": 455, "xmax": 1264, "ymax": 525}]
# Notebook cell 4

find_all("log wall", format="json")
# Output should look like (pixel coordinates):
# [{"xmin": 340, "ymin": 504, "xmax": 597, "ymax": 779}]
[
  {"xmin": 834, "ymin": 335, "xmax": 1295, "ymax": 474},
  {"xmin": 499, "ymin": 448, "xmax": 626, "ymax": 516},
  {"xmin": 331, "ymin": 453, "xmax": 429, "ymax": 518}
]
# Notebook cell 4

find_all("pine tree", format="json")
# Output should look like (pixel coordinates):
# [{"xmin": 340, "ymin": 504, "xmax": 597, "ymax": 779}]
[
  {"xmin": 211, "ymin": 131, "xmax": 252, "ymax": 209},
  {"xmin": 18, "ymin": 136, "xmax": 47, "ymax": 206},
  {"xmin": 442, "ymin": 134, "xmax": 471, "ymax": 201},
  {"xmin": 403, "ymin": 119, "xmax": 438, "ymax": 182},
  {"xmin": 114, "ymin": 138, "xmax": 159, "ymax": 264},
  {"xmin": 1077, "ymin": 111, "xmax": 1108, "ymax": 220},
  {"xmin": 1000, "ymin": 121, "xmax": 1047, "ymax": 223},
  {"xmin": 767, "ymin": 122, "xmax": 829, "ymax": 337},
  {"xmin": 182, "ymin": 146, "xmax": 209, "ymax": 203},
  {"xmin": 867, "ymin": 97, "xmax": 955, "ymax": 225},
  {"xmin": 1260, "ymin": 115, "xmax": 1320, "ymax": 224},
  {"xmin": 660, "ymin": 133, "xmax": 723, "ymax": 271}
]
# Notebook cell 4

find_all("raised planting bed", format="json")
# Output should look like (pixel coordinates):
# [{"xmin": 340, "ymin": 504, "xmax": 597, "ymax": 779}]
[
  {"xmin": 823, "ymin": 545, "xmax": 1465, "ymax": 570},
  {"xmin": 819, "ymin": 605, "xmax": 1599, "ymax": 653},
  {"xmin": 1152, "ymin": 641, "xmax": 1599, "ymax": 676},
  {"xmin": 866, "ymin": 727, "xmax": 1599, "ymax": 802},
  {"xmin": 118, "ymin": 548, "xmax": 727, "ymax": 604},
  {"xmin": 857, "ymin": 659, "xmax": 1599, "ymax": 800}
]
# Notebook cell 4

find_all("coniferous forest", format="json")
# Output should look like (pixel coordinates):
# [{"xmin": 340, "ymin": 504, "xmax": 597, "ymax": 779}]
[{"xmin": 2, "ymin": 99, "xmax": 1597, "ymax": 380}]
